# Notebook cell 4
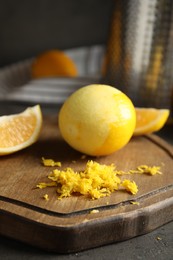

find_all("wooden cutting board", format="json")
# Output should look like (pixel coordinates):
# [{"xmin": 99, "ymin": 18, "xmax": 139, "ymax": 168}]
[{"xmin": 0, "ymin": 116, "xmax": 173, "ymax": 253}]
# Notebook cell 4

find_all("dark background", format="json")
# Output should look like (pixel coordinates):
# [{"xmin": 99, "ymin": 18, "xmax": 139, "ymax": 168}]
[{"xmin": 0, "ymin": 0, "xmax": 114, "ymax": 67}]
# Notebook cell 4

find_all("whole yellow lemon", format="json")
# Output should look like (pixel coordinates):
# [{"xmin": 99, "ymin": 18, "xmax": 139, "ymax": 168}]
[{"xmin": 58, "ymin": 84, "xmax": 136, "ymax": 156}]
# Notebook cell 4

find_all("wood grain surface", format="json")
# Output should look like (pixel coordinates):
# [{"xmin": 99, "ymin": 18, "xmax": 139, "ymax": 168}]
[{"xmin": 0, "ymin": 116, "xmax": 173, "ymax": 253}]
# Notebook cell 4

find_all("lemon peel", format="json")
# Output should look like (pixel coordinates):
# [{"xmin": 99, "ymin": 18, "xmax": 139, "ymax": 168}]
[{"xmin": 58, "ymin": 84, "xmax": 136, "ymax": 156}]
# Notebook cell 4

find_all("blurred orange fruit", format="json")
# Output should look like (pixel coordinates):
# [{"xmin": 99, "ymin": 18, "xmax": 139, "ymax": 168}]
[
  {"xmin": 58, "ymin": 84, "xmax": 136, "ymax": 156},
  {"xmin": 134, "ymin": 108, "xmax": 170, "ymax": 136},
  {"xmin": 31, "ymin": 50, "xmax": 78, "ymax": 78},
  {"xmin": 0, "ymin": 105, "xmax": 42, "ymax": 155}
]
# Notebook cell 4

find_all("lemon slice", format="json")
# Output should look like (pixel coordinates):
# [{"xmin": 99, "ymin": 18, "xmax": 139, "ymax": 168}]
[
  {"xmin": 0, "ymin": 105, "xmax": 42, "ymax": 155},
  {"xmin": 134, "ymin": 108, "xmax": 170, "ymax": 136}
]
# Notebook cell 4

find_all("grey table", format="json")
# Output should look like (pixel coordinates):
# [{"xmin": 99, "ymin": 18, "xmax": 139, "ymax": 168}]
[{"xmin": 0, "ymin": 102, "xmax": 173, "ymax": 260}]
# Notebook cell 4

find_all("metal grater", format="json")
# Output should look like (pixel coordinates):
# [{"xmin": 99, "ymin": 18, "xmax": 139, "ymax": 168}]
[{"xmin": 104, "ymin": 0, "xmax": 173, "ymax": 113}]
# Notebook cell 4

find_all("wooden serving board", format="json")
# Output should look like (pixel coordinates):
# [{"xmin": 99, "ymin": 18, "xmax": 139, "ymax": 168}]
[{"xmin": 0, "ymin": 116, "xmax": 173, "ymax": 253}]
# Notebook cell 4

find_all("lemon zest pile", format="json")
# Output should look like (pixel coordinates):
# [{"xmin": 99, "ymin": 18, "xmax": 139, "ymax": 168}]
[
  {"xmin": 122, "ymin": 180, "xmax": 138, "ymax": 195},
  {"xmin": 156, "ymin": 236, "xmax": 162, "ymax": 241},
  {"xmin": 37, "ymin": 181, "xmax": 57, "ymax": 189},
  {"xmin": 37, "ymin": 159, "xmax": 162, "ymax": 200},
  {"xmin": 90, "ymin": 209, "xmax": 100, "ymax": 214},
  {"xmin": 130, "ymin": 201, "xmax": 140, "ymax": 205},
  {"xmin": 42, "ymin": 157, "xmax": 61, "ymax": 167},
  {"xmin": 43, "ymin": 194, "xmax": 49, "ymax": 201},
  {"xmin": 129, "ymin": 165, "xmax": 162, "ymax": 175}
]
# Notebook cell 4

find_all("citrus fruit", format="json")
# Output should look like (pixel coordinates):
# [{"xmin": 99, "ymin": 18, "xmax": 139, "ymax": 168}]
[
  {"xmin": 134, "ymin": 108, "xmax": 170, "ymax": 136},
  {"xmin": 0, "ymin": 105, "xmax": 42, "ymax": 155},
  {"xmin": 58, "ymin": 84, "xmax": 136, "ymax": 156},
  {"xmin": 31, "ymin": 50, "xmax": 78, "ymax": 78}
]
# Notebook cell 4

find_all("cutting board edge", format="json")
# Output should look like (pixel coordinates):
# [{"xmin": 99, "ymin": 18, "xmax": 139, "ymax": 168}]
[{"xmin": 1, "ymin": 195, "xmax": 173, "ymax": 253}]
